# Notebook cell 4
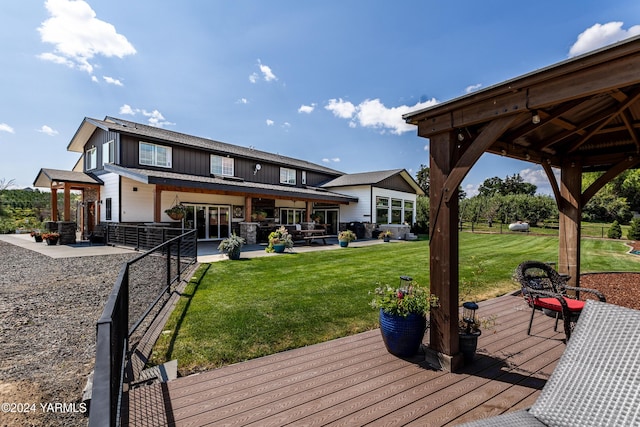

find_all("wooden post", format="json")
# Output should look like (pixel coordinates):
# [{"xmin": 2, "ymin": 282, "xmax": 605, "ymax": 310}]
[
  {"xmin": 558, "ymin": 159, "xmax": 582, "ymax": 287},
  {"xmin": 51, "ymin": 189, "xmax": 58, "ymax": 221},
  {"xmin": 427, "ymin": 131, "xmax": 461, "ymax": 371},
  {"xmin": 306, "ymin": 201, "xmax": 313, "ymax": 222},
  {"xmin": 154, "ymin": 187, "xmax": 162, "ymax": 223},
  {"xmin": 245, "ymin": 196, "xmax": 252, "ymax": 221},
  {"xmin": 63, "ymin": 182, "xmax": 71, "ymax": 221}
]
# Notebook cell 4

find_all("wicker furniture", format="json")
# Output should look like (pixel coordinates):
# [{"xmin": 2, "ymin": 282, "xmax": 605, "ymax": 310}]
[
  {"xmin": 459, "ymin": 300, "xmax": 640, "ymax": 426},
  {"xmin": 515, "ymin": 260, "xmax": 605, "ymax": 340}
]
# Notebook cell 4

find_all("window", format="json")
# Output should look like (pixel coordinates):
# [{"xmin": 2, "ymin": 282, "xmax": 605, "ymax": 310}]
[
  {"xmin": 105, "ymin": 198, "xmax": 112, "ymax": 221},
  {"xmin": 211, "ymin": 155, "xmax": 234, "ymax": 176},
  {"xmin": 139, "ymin": 142, "xmax": 172, "ymax": 168},
  {"xmin": 404, "ymin": 200, "xmax": 414, "ymax": 224},
  {"xmin": 280, "ymin": 167, "xmax": 296, "ymax": 185},
  {"xmin": 391, "ymin": 199, "xmax": 403, "ymax": 224},
  {"xmin": 102, "ymin": 140, "xmax": 114, "ymax": 165},
  {"xmin": 376, "ymin": 196, "xmax": 389, "ymax": 224},
  {"xmin": 280, "ymin": 208, "xmax": 305, "ymax": 224},
  {"xmin": 86, "ymin": 147, "xmax": 97, "ymax": 170},
  {"xmin": 301, "ymin": 171, "xmax": 307, "ymax": 185}
]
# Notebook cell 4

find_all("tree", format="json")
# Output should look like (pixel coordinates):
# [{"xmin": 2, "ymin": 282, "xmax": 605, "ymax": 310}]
[
  {"xmin": 607, "ymin": 220, "xmax": 622, "ymax": 239},
  {"xmin": 628, "ymin": 218, "xmax": 640, "ymax": 240},
  {"xmin": 415, "ymin": 164, "xmax": 429, "ymax": 195},
  {"xmin": 477, "ymin": 177, "xmax": 504, "ymax": 197}
]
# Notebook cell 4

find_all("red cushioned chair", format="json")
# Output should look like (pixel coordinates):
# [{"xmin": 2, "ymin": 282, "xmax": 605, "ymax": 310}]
[{"xmin": 515, "ymin": 261, "xmax": 606, "ymax": 340}]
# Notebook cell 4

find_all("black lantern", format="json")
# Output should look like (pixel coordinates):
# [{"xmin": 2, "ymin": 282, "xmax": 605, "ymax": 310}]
[
  {"xmin": 462, "ymin": 301, "xmax": 479, "ymax": 334},
  {"xmin": 400, "ymin": 275, "xmax": 412, "ymax": 291}
]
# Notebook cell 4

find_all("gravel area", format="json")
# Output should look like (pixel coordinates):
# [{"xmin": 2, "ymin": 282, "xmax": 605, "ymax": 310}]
[{"xmin": 0, "ymin": 240, "xmax": 138, "ymax": 427}]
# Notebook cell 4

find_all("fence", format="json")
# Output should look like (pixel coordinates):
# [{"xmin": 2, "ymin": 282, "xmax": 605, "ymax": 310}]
[
  {"xmin": 103, "ymin": 223, "xmax": 188, "ymax": 251},
  {"xmin": 88, "ymin": 228, "xmax": 197, "ymax": 427},
  {"xmin": 460, "ymin": 221, "xmax": 627, "ymax": 239}
]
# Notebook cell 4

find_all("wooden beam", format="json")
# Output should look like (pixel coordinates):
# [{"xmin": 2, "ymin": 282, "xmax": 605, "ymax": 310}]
[
  {"xmin": 558, "ymin": 159, "xmax": 582, "ymax": 287},
  {"xmin": 154, "ymin": 187, "xmax": 162, "ymax": 223},
  {"xmin": 63, "ymin": 182, "xmax": 71, "ymax": 221},
  {"xmin": 582, "ymin": 157, "xmax": 640, "ymax": 205},
  {"xmin": 443, "ymin": 115, "xmax": 521, "ymax": 203},
  {"xmin": 542, "ymin": 161, "xmax": 561, "ymax": 205},
  {"xmin": 51, "ymin": 189, "xmax": 58, "ymax": 221},
  {"xmin": 428, "ymin": 130, "xmax": 461, "ymax": 370}
]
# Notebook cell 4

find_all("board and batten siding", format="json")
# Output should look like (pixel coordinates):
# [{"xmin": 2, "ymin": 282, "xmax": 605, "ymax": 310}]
[
  {"xmin": 333, "ymin": 186, "xmax": 372, "ymax": 223},
  {"xmin": 120, "ymin": 177, "xmax": 154, "ymax": 222}
]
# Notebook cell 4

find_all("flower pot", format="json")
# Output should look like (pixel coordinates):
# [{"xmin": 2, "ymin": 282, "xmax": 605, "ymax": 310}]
[
  {"xmin": 46, "ymin": 237, "xmax": 59, "ymax": 246},
  {"xmin": 339, "ymin": 240, "xmax": 349, "ymax": 247},
  {"xmin": 167, "ymin": 212, "xmax": 184, "ymax": 221},
  {"xmin": 272, "ymin": 243, "xmax": 286, "ymax": 253},
  {"xmin": 379, "ymin": 309, "xmax": 426, "ymax": 357},
  {"xmin": 34, "ymin": 235, "xmax": 43, "ymax": 243},
  {"xmin": 383, "ymin": 236, "xmax": 390, "ymax": 242},
  {"xmin": 459, "ymin": 331, "xmax": 481, "ymax": 364},
  {"xmin": 228, "ymin": 248, "xmax": 241, "ymax": 260}
]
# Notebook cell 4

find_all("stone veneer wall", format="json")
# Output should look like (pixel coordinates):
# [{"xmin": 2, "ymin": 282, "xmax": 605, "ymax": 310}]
[{"xmin": 240, "ymin": 222, "xmax": 258, "ymax": 245}]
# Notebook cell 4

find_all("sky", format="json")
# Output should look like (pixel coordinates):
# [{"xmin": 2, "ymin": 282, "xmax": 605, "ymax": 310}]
[{"xmin": 1, "ymin": 1, "xmax": 639, "ymax": 196}]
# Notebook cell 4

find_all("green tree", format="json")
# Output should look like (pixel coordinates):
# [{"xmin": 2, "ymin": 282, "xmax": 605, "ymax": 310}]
[
  {"xmin": 607, "ymin": 220, "xmax": 622, "ymax": 239},
  {"xmin": 415, "ymin": 164, "xmax": 429, "ymax": 195},
  {"xmin": 628, "ymin": 218, "xmax": 640, "ymax": 240},
  {"xmin": 415, "ymin": 196, "xmax": 429, "ymax": 234}
]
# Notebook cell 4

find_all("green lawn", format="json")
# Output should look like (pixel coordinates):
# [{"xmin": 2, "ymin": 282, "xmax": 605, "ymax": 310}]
[{"xmin": 152, "ymin": 234, "xmax": 640, "ymax": 374}]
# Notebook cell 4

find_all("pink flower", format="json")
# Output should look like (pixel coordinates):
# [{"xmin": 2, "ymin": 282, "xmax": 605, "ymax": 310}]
[{"xmin": 397, "ymin": 291, "xmax": 404, "ymax": 299}]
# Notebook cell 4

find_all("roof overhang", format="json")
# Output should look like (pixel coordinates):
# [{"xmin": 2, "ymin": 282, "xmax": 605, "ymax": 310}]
[
  {"xmin": 104, "ymin": 164, "xmax": 358, "ymax": 203},
  {"xmin": 403, "ymin": 35, "xmax": 640, "ymax": 173},
  {"xmin": 33, "ymin": 168, "xmax": 103, "ymax": 189}
]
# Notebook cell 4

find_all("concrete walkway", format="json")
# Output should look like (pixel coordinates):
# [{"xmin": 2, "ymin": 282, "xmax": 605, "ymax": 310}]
[{"xmin": 1, "ymin": 233, "xmax": 392, "ymax": 262}]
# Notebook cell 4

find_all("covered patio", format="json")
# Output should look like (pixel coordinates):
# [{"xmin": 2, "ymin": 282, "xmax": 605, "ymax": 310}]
[{"xmin": 403, "ymin": 35, "xmax": 640, "ymax": 370}]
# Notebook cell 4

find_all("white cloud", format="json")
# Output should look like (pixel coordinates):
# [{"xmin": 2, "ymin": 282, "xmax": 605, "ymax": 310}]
[
  {"xmin": 37, "ymin": 0, "xmax": 136, "ymax": 74},
  {"xmin": 282, "ymin": 122, "xmax": 291, "ymax": 129},
  {"xmin": 117, "ymin": 105, "xmax": 173, "ymax": 127},
  {"xmin": 327, "ymin": 98, "xmax": 439, "ymax": 135},
  {"xmin": 322, "ymin": 157, "xmax": 340, "ymax": 164},
  {"xmin": 103, "ymin": 76, "xmax": 123, "ymax": 86},
  {"xmin": 298, "ymin": 104, "xmax": 315, "ymax": 114},
  {"xmin": 249, "ymin": 73, "xmax": 259, "ymax": 83},
  {"xmin": 464, "ymin": 183, "xmax": 479, "ymax": 198},
  {"xmin": 569, "ymin": 22, "xmax": 640, "ymax": 57},
  {"xmin": 519, "ymin": 166, "xmax": 561, "ymax": 195},
  {"xmin": 258, "ymin": 59, "xmax": 277, "ymax": 81},
  {"xmin": 0, "ymin": 123, "xmax": 15, "ymax": 134},
  {"xmin": 325, "ymin": 98, "xmax": 356, "ymax": 119},
  {"xmin": 465, "ymin": 83, "xmax": 482, "ymax": 94},
  {"xmin": 119, "ymin": 104, "xmax": 136, "ymax": 115},
  {"xmin": 38, "ymin": 125, "xmax": 59, "ymax": 136},
  {"xmin": 266, "ymin": 119, "xmax": 274, "ymax": 126},
  {"xmin": 331, "ymin": 157, "xmax": 340, "ymax": 162},
  {"xmin": 237, "ymin": 98, "xmax": 249, "ymax": 104}
]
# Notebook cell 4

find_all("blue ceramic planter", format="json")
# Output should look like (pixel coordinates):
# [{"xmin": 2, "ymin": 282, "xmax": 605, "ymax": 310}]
[
  {"xmin": 339, "ymin": 240, "xmax": 349, "ymax": 247},
  {"xmin": 379, "ymin": 309, "xmax": 426, "ymax": 357},
  {"xmin": 272, "ymin": 243, "xmax": 286, "ymax": 253}
]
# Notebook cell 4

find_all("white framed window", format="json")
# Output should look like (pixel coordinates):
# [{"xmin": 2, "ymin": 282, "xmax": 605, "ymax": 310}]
[
  {"xmin": 102, "ymin": 140, "xmax": 114, "ymax": 165},
  {"xmin": 376, "ymin": 196, "xmax": 389, "ymax": 224},
  {"xmin": 86, "ymin": 147, "xmax": 97, "ymax": 170},
  {"xmin": 139, "ymin": 142, "xmax": 172, "ymax": 168},
  {"xmin": 210, "ymin": 155, "xmax": 234, "ymax": 176},
  {"xmin": 301, "ymin": 171, "xmax": 307, "ymax": 185},
  {"xmin": 391, "ymin": 199, "xmax": 403, "ymax": 224},
  {"xmin": 280, "ymin": 167, "xmax": 296, "ymax": 185}
]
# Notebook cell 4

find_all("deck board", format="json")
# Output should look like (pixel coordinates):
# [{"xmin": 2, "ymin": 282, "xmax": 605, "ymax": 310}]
[{"xmin": 125, "ymin": 293, "xmax": 567, "ymax": 426}]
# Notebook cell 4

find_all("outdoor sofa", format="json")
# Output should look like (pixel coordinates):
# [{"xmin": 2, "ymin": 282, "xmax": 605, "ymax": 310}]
[{"xmin": 458, "ymin": 299, "xmax": 640, "ymax": 426}]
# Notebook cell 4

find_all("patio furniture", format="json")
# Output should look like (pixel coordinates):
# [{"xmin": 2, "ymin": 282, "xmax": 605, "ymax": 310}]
[
  {"xmin": 458, "ymin": 300, "xmax": 640, "ymax": 426},
  {"xmin": 515, "ymin": 260, "xmax": 605, "ymax": 340}
]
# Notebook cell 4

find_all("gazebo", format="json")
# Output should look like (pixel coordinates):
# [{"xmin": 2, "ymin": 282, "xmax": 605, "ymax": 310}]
[{"xmin": 403, "ymin": 35, "xmax": 640, "ymax": 370}]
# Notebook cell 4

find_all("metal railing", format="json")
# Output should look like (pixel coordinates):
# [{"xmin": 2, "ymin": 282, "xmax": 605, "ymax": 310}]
[
  {"xmin": 103, "ymin": 223, "xmax": 188, "ymax": 251},
  {"xmin": 89, "ymin": 229, "xmax": 197, "ymax": 427}
]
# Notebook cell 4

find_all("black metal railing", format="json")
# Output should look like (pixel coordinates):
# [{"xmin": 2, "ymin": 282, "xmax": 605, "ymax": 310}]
[
  {"xmin": 103, "ymin": 223, "xmax": 188, "ymax": 251},
  {"xmin": 89, "ymin": 229, "xmax": 197, "ymax": 427}
]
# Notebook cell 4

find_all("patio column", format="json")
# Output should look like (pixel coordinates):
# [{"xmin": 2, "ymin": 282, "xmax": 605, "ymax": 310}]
[
  {"xmin": 427, "ymin": 130, "xmax": 461, "ymax": 371},
  {"xmin": 558, "ymin": 159, "xmax": 582, "ymax": 287},
  {"xmin": 154, "ymin": 187, "xmax": 162, "ymax": 223},
  {"xmin": 50, "ymin": 189, "xmax": 58, "ymax": 221},
  {"xmin": 63, "ymin": 182, "xmax": 71, "ymax": 221},
  {"xmin": 306, "ymin": 201, "xmax": 313, "ymax": 222},
  {"xmin": 245, "ymin": 196, "xmax": 252, "ymax": 221}
]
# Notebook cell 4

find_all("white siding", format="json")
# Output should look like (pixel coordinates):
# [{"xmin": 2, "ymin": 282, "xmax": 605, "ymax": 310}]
[
  {"xmin": 334, "ymin": 186, "xmax": 372, "ymax": 223},
  {"xmin": 120, "ymin": 178, "xmax": 155, "ymax": 222},
  {"xmin": 100, "ymin": 173, "xmax": 120, "ymax": 222}
]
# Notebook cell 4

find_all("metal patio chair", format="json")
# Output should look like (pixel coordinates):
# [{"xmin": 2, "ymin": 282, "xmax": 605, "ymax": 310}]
[
  {"xmin": 458, "ymin": 300, "xmax": 640, "ymax": 426},
  {"xmin": 515, "ymin": 260, "xmax": 605, "ymax": 340}
]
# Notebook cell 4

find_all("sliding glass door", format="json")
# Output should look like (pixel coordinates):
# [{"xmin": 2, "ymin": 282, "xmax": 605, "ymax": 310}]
[{"xmin": 184, "ymin": 204, "xmax": 230, "ymax": 240}]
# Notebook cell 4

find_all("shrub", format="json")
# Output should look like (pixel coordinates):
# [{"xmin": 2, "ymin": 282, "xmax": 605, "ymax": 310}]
[
  {"xmin": 628, "ymin": 218, "xmax": 640, "ymax": 240},
  {"xmin": 607, "ymin": 220, "xmax": 622, "ymax": 239}
]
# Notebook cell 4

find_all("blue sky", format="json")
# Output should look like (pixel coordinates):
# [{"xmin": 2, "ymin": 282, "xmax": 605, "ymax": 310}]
[{"xmin": 1, "ymin": 1, "xmax": 639, "ymax": 195}]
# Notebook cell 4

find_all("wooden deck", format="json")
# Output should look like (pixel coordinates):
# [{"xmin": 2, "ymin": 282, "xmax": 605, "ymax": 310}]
[{"xmin": 124, "ymin": 293, "xmax": 567, "ymax": 426}]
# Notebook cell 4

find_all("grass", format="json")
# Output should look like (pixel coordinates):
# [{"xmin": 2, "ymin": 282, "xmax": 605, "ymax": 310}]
[{"xmin": 152, "ymin": 233, "xmax": 640, "ymax": 374}]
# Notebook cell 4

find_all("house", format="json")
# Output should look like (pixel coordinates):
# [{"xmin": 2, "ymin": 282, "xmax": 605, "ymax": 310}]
[{"xmin": 33, "ymin": 116, "xmax": 423, "ymax": 243}]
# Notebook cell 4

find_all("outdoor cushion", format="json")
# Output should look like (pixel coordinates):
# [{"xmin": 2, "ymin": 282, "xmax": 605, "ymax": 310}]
[{"xmin": 534, "ymin": 297, "xmax": 584, "ymax": 312}]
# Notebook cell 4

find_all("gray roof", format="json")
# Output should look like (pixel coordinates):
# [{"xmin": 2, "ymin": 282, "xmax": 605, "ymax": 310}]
[
  {"xmin": 33, "ymin": 168, "xmax": 103, "ymax": 188},
  {"xmin": 104, "ymin": 164, "xmax": 358, "ymax": 203},
  {"xmin": 69, "ymin": 116, "xmax": 344, "ymax": 176},
  {"xmin": 321, "ymin": 169, "xmax": 424, "ymax": 195}
]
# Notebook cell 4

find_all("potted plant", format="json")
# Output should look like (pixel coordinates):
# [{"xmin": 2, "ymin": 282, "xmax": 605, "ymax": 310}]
[
  {"xmin": 370, "ymin": 281, "xmax": 438, "ymax": 357},
  {"xmin": 217, "ymin": 233, "xmax": 245, "ymax": 260},
  {"xmin": 251, "ymin": 210, "xmax": 267, "ymax": 221},
  {"xmin": 378, "ymin": 230, "xmax": 392, "ymax": 242},
  {"xmin": 30, "ymin": 230, "xmax": 43, "ymax": 242},
  {"xmin": 41, "ymin": 231, "xmax": 60, "ymax": 245},
  {"xmin": 266, "ymin": 226, "xmax": 294, "ymax": 253},
  {"xmin": 165, "ymin": 204, "xmax": 186, "ymax": 221},
  {"xmin": 338, "ymin": 229, "xmax": 357, "ymax": 247}
]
